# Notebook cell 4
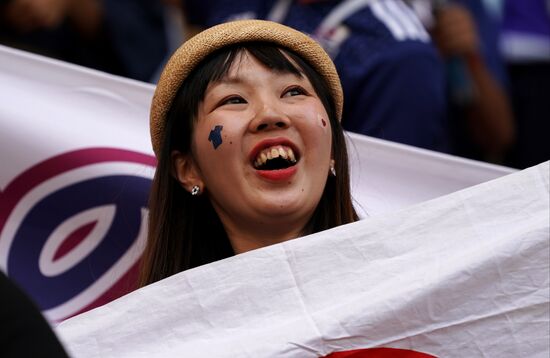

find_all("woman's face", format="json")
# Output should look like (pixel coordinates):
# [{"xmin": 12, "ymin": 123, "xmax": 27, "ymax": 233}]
[{"xmin": 177, "ymin": 51, "xmax": 332, "ymax": 245}]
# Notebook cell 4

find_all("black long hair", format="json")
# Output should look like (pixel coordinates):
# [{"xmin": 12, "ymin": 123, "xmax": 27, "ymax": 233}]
[{"xmin": 139, "ymin": 42, "xmax": 358, "ymax": 286}]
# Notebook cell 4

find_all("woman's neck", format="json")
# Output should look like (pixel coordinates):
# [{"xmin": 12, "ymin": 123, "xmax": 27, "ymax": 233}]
[{"xmin": 222, "ymin": 216, "xmax": 307, "ymax": 254}]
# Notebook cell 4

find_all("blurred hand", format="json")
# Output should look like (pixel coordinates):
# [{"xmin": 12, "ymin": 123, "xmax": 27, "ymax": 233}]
[
  {"xmin": 431, "ymin": 4, "xmax": 479, "ymax": 58},
  {"xmin": 3, "ymin": 0, "xmax": 72, "ymax": 33}
]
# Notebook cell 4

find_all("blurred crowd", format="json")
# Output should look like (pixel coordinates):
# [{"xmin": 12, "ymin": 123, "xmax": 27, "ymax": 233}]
[{"xmin": 1, "ymin": 0, "xmax": 548, "ymax": 169}]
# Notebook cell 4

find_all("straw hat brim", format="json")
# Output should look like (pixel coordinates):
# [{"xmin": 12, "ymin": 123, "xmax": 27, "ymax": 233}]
[{"xmin": 150, "ymin": 19, "xmax": 343, "ymax": 157}]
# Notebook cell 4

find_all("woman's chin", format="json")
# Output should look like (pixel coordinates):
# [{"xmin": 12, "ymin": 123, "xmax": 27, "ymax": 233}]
[{"xmin": 250, "ymin": 191, "xmax": 316, "ymax": 220}]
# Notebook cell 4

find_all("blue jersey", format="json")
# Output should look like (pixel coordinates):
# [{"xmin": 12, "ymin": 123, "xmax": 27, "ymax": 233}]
[
  {"xmin": 184, "ymin": 0, "xmax": 449, "ymax": 152},
  {"xmin": 501, "ymin": 0, "xmax": 550, "ymax": 62}
]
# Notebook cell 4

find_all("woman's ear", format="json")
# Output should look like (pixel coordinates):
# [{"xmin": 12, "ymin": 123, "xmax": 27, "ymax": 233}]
[{"xmin": 171, "ymin": 150, "xmax": 204, "ymax": 193}]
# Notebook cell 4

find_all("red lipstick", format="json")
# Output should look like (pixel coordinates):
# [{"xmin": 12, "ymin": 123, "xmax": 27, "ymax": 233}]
[{"xmin": 256, "ymin": 166, "xmax": 297, "ymax": 181}]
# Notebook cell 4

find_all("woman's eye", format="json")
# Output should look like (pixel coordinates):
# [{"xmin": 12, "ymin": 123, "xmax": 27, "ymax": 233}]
[
  {"xmin": 221, "ymin": 96, "xmax": 246, "ymax": 106},
  {"xmin": 283, "ymin": 86, "xmax": 306, "ymax": 97}
]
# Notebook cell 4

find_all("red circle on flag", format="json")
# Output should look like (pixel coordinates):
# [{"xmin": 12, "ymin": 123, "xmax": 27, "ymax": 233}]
[{"xmin": 325, "ymin": 347, "xmax": 436, "ymax": 358}]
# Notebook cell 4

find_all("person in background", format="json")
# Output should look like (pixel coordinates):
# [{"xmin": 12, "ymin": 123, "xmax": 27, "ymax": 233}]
[
  {"xmin": 180, "ymin": 0, "xmax": 451, "ymax": 153},
  {"xmin": 410, "ymin": 0, "xmax": 515, "ymax": 163},
  {"xmin": 500, "ymin": 0, "xmax": 550, "ymax": 168},
  {"xmin": 0, "ymin": 0, "xmax": 168, "ymax": 82},
  {"xmin": 0, "ymin": 271, "xmax": 69, "ymax": 358}
]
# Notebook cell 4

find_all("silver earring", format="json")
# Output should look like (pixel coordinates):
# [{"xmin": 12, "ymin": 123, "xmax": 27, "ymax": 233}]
[
  {"xmin": 330, "ymin": 159, "xmax": 336, "ymax": 177},
  {"xmin": 191, "ymin": 185, "xmax": 200, "ymax": 196}
]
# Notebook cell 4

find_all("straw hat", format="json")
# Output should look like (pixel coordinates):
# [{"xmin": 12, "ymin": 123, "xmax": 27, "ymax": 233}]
[{"xmin": 150, "ymin": 19, "xmax": 343, "ymax": 157}]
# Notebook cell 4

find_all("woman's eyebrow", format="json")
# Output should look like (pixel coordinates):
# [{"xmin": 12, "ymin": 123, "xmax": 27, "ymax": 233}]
[{"xmin": 215, "ymin": 76, "xmax": 244, "ymax": 85}]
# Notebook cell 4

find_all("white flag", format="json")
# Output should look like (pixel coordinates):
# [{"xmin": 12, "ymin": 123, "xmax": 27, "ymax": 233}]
[{"xmin": 56, "ymin": 162, "xmax": 550, "ymax": 357}]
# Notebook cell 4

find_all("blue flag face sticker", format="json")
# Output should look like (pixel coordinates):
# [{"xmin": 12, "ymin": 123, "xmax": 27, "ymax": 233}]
[{"xmin": 208, "ymin": 125, "xmax": 223, "ymax": 149}]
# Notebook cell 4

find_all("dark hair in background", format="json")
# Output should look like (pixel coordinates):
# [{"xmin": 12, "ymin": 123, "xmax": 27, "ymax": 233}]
[{"xmin": 139, "ymin": 42, "xmax": 358, "ymax": 287}]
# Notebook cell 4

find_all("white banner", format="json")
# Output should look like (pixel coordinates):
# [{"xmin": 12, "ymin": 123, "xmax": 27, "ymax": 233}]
[
  {"xmin": 0, "ymin": 44, "xmax": 518, "ymax": 323},
  {"xmin": 56, "ymin": 162, "xmax": 550, "ymax": 357}
]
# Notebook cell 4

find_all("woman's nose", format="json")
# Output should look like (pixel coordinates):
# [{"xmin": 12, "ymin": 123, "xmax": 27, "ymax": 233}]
[{"xmin": 250, "ymin": 103, "xmax": 290, "ymax": 132}]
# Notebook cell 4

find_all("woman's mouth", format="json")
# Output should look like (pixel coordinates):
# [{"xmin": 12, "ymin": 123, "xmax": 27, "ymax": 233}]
[
  {"xmin": 250, "ymin": 140, "xmax": 301, "ymax": 181},
  {"xmin": 253, "ymin": 145, "xmax": 297, "ymax": 170}
]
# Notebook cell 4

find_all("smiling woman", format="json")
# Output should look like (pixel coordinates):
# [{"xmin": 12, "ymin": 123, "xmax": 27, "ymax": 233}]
[{"xmin": 139, "ymin": 20, "xmax": 358, "ymax": 286}]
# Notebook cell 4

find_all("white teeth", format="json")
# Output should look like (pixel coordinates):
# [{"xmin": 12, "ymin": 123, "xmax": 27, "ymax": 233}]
[
  {"xmin": 288, "ymin": 148, "xmax": 296, "ymax": 163},
  {"xmin": 254, "ymin": 145, "xmax": 298, "ymax": 168}
]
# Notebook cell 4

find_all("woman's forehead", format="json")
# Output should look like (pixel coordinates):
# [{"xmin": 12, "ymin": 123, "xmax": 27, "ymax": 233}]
[
  {"xmin": 210, "ymin": 48, "xmax": 306, "ymax": 87},
  {"xmin": 228, "ymin": 52, "xmax": 301, "ymax": 78}
]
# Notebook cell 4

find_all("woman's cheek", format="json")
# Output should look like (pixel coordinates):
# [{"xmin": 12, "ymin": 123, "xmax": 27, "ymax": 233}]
[
  {"xmin": 207, "ymin": 124, "xmax": 225, "ymax": 150},
  {"xmin": 316, "ymin": 113, "xmax": 329, "ymax": 132},
  {"xmin": 200, "ymin": 121, "xmax": 232, "ymax": 151},
  {"xmin": 304, "ymin": 106, "xmax": 330, "ymax": 136},
  {"xmin": 204, "ymin": 122, "xmax": 244, "ymax": 161},
  {"xmin": 289, "ymin": 102, "xmax": 326, "ymax": 128}
]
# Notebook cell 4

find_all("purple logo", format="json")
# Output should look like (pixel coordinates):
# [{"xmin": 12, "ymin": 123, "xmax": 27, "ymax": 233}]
[{"xmin": 0, "ymin": 148, "xmax": 156, "ymax": 321}]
